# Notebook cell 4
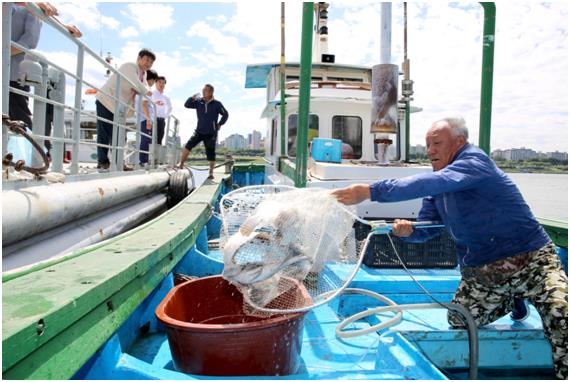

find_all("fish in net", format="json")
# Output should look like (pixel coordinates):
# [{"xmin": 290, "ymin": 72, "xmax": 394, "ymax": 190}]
[{"xmin": 220, "ymin": 185, "xmax": 364, "ymax": 316}]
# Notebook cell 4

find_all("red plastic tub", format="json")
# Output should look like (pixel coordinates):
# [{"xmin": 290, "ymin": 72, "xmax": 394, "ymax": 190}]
[{"xmin": 155, "ymin": 275, "xmax": 309, "ymax": 376}]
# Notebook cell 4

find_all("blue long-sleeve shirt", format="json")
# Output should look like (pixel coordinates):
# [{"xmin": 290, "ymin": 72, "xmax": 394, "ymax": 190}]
[
  {"xmin": 369, "ymin": 144, "xmax": 550, "ymax": 267},
  {"xmin": 184, "ymin": 97, "xmax": 229, "ymax": 135},
  {"xmin": 10, "ymin": 5, "xmax": 42, "ymax": 81}
]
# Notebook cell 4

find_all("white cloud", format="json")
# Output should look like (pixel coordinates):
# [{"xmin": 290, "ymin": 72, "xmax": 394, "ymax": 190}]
[
  {"xmin": 186, "ymin": 21, "xmax": 254, "ymax": 65},
  {"xmin": 221, "ymin": 2, "xmax": 304, "ymax": 61},
  {"xmin": 54, "ymin": 2, "xmax": 119, "ymax": 31},
  {"xmin": 122, "ymin": 3, "xmax": 174, "ymax": 32},
  {"xmin": 120, "ymin": 26, "xmax": 139, "ymax": 39},
  {"xmin": 206, "ymin": 14, "xmax": 227, "ymax": 24}
]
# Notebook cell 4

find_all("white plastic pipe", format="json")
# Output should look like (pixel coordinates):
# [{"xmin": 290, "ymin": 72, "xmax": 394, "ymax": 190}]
[
  {"xmin": 2, "ymin": 193, "xmax": 167, "ymax": 272},
  {"xmin": 2, "ymin": 171, "xmax": 173, "ymax": 245}
]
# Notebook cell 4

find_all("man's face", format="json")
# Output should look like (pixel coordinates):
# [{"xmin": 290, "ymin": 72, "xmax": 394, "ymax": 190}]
[
  {"xmin": 156, "ymin": 79, "xmax": 166, "ymax": 92},
  {"xmin": 202, "ymin": 86, "xmax": 213, "ymax": 100},
  {"xmin": 138, "ymin": 55, "xmax": 154, "ymax": 71},
  {"xmin": 425, "ymin": 121, "xmax": 466, "ymax": 171}
]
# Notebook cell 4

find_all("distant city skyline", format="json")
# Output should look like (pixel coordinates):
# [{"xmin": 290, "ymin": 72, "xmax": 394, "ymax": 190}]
[
  {"xmin": 221, "ymin": 130, "xmax": 264, "ymax": 151},
  {"xmin": 410, "ymin": 144, "xmax": 568, "ymax": 161}
]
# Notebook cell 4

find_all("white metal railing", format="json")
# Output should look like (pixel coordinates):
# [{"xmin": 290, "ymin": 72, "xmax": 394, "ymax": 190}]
[{"xmin": 2, "ymin": 2, "xmax": 182, "ymax": 175}]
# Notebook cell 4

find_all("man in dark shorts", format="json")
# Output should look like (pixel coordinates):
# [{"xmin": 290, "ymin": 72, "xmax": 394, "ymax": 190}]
[{"xmin": 179, "ymin": 84, "xmax": 229, "ymax": 179}]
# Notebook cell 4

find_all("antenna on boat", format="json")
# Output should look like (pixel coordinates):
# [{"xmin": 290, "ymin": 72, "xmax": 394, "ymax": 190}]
[
  {"xmin": 400, "ymin": 2, "xmax": 415, "ymax": 162},
  {"xmin": 313, "ymin": 3, "xmax": 334, "ymax": 63},
  {"xmin": 401, "ymin": 3, "xmax": 413, "ymax": 103}
]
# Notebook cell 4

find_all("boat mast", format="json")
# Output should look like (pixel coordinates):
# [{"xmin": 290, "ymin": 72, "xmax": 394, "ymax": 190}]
[
  {"xmin": 478, "ymin": 2, "xmax": 496, "ymax": 155},
  {"xmin": 294, "ymin": 3, "xmax": 314, "ymax": 188},
  {"xmin": 401, "ymin": 2, "xmax": 414, "ymax": 162}
]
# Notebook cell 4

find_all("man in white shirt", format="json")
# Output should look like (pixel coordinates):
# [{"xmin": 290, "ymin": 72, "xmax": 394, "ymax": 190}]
[
  {"xmin": 95, "ymin": 48, "xmax": 155, "ymax": 170},
  {"xmin": 139, "ymin": 75, "xmax": 172, "ymax": 165}
]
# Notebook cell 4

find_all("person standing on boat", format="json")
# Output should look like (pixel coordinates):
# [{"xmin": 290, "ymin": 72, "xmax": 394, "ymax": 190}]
[
  {"xmin": 95, "ymin": 48, "xmax": 155, "ymax": 170},
  {"xmin": 137, "ymin": 69, "xmax": 159, "ymax": 165},
  {"xmin": 178, "ymin": 84, "xmax": 229, "ymax": 179},
  {"xmin": 8, "ymin": 2, "xmax": 81, "ymax": 159},
  {"xmin": 140, "ymin": 75, "xmax": 172, "ymax": 165},
  {"xmin": 332, "ymin": 117, "xmax": 568, "ymax": 379}
]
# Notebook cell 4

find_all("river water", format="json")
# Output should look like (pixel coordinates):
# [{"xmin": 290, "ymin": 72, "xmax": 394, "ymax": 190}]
[
  {"xmin": 194, "ymin": 169, "xmax": 568, "ymax": 222},
  {"xmin": 506, "ymin": 173, "xmax": 567, "ymax": 222}
]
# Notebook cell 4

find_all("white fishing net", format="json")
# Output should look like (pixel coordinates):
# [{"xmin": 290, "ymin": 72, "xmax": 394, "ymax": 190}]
[{"xmin": 220, "ymin": 185, "xmax": 364, "ymax": 316}]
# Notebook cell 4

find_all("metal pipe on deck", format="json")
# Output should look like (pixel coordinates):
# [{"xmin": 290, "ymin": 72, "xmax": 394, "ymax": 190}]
[
  {"xmin": 31, "ymin": 61, "xmax": 49, "ymax": 168},
  {"xmin": 50, "ymin": 68, "xmax": 66, "ymax": 173},
  {"xmin": 2, "ymin": 193, "xmax": 167, "ymax": 272},
  {"xmin": 2, "ymin": 170, "xmax": 189, "ymax": 246},
  {"xmin": 294, "ymin": 2, "xmax": 314, "ymax": 188},
  {"xmin": 70, "ymin": 46, "xmax": 84, "ymax": 174}
]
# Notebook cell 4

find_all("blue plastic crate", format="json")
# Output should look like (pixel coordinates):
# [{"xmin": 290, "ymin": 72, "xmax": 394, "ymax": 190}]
[{"xmin": 311, "ymin": 138, "xmax": 342, "ymax": 163}]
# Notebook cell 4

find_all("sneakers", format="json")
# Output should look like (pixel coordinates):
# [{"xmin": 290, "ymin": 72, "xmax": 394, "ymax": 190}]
[{"xmin": 510, "ymin": 298, "xmax": 530, "ymax": 322}]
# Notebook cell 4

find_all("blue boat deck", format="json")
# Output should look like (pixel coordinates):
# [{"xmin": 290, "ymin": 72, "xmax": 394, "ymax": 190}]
[{"xmin": 75, "ymin": 235, "xmax": 556, "ymax": 380}]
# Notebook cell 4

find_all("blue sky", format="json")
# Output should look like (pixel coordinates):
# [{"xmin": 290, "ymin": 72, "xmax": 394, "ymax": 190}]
[{"xmin": 36, "ymin": 1, "xmax": 568, "ymax": 152}]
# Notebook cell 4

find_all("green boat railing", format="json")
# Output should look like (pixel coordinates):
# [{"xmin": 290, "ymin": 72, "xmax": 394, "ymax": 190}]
[{"xmin": 538, "ymin": 218, "xmax": 568, "ymax": 249}]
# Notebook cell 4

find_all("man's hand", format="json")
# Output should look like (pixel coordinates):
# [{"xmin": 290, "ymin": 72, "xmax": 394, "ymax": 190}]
[
  {"xmin": 65, "ymin": 24, "xmax": 82, "ymax": 38},
  {"xmin": 331, "ymin": 184, "xmax": 371, "ymax": 205},
  {"xmin": 392, "ymin": 219, "xmax": 414, "ymax": 237},
  {"xmin": 145, "ymin": 120, "xmax": 152, "ymax": 132},
  {"xmin": 36, "ymin": 2, "xmax": 58, "ymax": 16}
]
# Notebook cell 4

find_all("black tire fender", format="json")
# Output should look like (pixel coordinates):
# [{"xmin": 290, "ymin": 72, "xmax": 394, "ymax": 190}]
[{"xmin": 167, "ymin": 170, "xmax": 193, "ymax": 208}]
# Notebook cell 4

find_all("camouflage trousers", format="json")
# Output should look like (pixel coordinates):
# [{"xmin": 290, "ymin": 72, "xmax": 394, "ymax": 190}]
[{"xmin": 448, "ymin": 243, "xmax": 568, "ymax": 379}]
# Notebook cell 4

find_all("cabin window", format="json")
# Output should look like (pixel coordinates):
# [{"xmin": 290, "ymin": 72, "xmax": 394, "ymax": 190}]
[
  {"xmin": 287, "ymin": 114, "xmax": 319, "ymax": 157},
  {"xmin": 327, "ymin": 76, "xmax": 364, "ymax": 82},
  {"xmin": 332, "ymin": 115, "xmax": 362, "ymax": 159}
]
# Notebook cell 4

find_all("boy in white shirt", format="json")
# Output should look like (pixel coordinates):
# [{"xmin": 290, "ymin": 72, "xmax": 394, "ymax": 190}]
[{"xmin": 139, "ymin": 75, "xmax": 172, "ymax": 165}]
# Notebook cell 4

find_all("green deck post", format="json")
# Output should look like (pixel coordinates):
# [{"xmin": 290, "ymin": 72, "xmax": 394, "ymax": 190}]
[
  {"xmin": 294, "ymin": 2, "xmax": 314, "ymax": 188},
  {"xmin": 280, "ymin": 3, "xmax": 286, "ymax": 156},
  {"xmin": 478, "ymin": 2, "xmax": 496, "ymax": 155}
]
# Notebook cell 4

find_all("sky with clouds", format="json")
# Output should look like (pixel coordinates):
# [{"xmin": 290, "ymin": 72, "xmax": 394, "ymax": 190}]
[{"xmin": 35, "ymin": 1, "xmax": 568, "ymax": 152}]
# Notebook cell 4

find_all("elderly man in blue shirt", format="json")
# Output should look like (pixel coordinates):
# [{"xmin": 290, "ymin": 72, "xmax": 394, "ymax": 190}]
[{"xmin": 333, "ymin": 117, "xmax": 568, "ymax": 379}]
